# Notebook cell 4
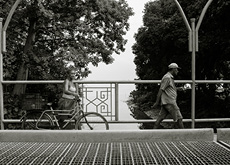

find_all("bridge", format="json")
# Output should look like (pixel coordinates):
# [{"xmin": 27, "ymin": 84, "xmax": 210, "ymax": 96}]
[
  {"xmin": 0, "ymin": 0, "xmax": 230, "ymax": 164},
  {"xmin": 0, "ymin": 128, "xmax": 230, "ymax": 164}
]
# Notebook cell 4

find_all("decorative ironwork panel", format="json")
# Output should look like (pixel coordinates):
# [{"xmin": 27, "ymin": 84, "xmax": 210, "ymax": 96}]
[{"xmin": 81, "ymin": 84, "xmax": 115, "ymax": 121}]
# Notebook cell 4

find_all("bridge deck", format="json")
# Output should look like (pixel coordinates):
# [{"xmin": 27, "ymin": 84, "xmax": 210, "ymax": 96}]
[{"xmin": 0, "ymin": 129, "xmax": 230, "ymax": 165}]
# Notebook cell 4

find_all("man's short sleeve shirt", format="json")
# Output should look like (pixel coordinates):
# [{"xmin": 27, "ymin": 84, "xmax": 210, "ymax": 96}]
[{"xmin": 160, "ymin": 72, "xmax": 177, "ymax": 105}]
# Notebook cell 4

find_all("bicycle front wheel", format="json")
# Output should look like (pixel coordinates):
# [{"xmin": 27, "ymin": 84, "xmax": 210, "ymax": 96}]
[
  {"xmin": 76, "ymin": 112, "xmax": 109, "ymax": 130},
  {"xmin": 22, "ymin": 111, "xmax": 54, "ymax": 130}
]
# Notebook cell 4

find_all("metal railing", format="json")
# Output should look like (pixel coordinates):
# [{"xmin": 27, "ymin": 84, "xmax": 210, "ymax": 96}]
[{"xmin": 1, "ymin": 80, "xmax": 230, "ymax": 130}]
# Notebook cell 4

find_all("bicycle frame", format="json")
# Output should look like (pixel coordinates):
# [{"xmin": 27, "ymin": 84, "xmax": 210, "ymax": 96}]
[{"xmin": 36, "ymin": 102, "xmax": 84, "ymax": 129}]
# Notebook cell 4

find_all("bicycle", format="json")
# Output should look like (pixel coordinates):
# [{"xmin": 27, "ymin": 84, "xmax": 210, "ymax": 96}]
[{"xmin": 21, "ymin": 100, "xmax": 109, "ymax": 130}]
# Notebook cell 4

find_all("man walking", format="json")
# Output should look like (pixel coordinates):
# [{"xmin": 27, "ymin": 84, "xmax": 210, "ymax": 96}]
[{"xmin": 152, "ymin": 63, "xmax": 184, "ymax": 129}]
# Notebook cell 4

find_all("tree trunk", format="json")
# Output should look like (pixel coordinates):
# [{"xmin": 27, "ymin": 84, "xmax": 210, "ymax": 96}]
[
  {"xmin": 12, "ymin": 18, "xmax": 37, "ymax": 95},
  {"xmin": 12, "ymin": 62, "xmax": 28, "ymax": 95}
]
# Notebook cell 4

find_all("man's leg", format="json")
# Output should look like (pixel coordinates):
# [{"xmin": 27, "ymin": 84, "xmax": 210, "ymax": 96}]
[
  {"xmin": 153, "ymin": 106, "xmax": 167, "ymax": 129},
  {"xmin": 177, "ymin": 118, "xmax": 184, "ymax": 128},
  {"xmin": 153, "ymin": 116, "xmax": 164, "ymax": 129},
  {"xmin": 164, "ymin": 104, "xmax": 184, "ymax": 129}
]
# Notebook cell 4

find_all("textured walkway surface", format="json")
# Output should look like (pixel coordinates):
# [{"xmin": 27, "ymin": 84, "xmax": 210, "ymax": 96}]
[
  {"xmin": 1, "ymin": 141, "xmax": 230, "ymax": 164},
  {"xmin": 0, "ymin": 128, "xmax": 230, "ymax": 165}
]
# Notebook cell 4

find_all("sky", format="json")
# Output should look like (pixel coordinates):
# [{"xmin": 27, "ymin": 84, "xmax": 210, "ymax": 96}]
[
  {"xmin": 85, "ymin": 0, "xmax": 151, "ymax": 129},
  {"xmin": 86, "ymin": 0, "xmax": 150, "ymax": 81}
]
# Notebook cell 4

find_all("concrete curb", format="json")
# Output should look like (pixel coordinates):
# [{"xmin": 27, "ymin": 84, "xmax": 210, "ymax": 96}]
[
  {"xmin": 0, "ymin": 129, "xmax": 214, "ymax": 142},
  {"xmin": 217, "ymin": 128, "xmax": 230, "ymax": 141}
]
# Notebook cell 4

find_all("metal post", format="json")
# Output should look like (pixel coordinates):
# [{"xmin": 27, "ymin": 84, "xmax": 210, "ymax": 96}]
[
  {"xmin": 191, "ymin": 18, "xmax": 196, "ymax": 128},
  {"xmin": 115, "ymin": 83, "xmax": 119, "ymax": 121},
  {"xmin": 0, "ymin": 18, "xmax": 4, "ymax": 129}
]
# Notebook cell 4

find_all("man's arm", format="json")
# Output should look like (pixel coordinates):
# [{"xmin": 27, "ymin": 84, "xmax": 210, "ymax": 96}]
[
  {"xmin": 152, "ymin": 89, "xmax": 163, "ymax": 108},
  {"xmin": 177, "ymin": 87, "xmax": 184, "ymax": 91},
  {"xmin": 152, "ymin": 76, "xmax": 169, "ymax": 108}
]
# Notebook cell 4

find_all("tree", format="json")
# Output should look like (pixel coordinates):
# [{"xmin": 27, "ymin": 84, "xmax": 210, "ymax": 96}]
[
  {"xmin": 130, "ymin": 0, "xmax": 230, "ymax": 128},
  {"xmin": 0, "ymin": 0, "xmax": 133, "ymax": 94}
]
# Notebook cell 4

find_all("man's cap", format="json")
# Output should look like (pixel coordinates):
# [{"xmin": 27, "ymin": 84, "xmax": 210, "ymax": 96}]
[{"xmin": 168, "ymin": 63, "xmax": 181, "ymax": 69}]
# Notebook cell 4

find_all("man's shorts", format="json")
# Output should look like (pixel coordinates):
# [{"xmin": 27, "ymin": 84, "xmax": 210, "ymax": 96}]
[{"xmin": 159, "ymin": 103, "xmax": 183, "ymax": 121}]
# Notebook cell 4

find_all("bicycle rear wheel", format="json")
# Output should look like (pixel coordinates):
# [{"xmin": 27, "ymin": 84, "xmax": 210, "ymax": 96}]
[
  {"xmin": 22, "ymin": 111, "xmax": 54, "ymax": 130},
  {"xmin": 76, "ymin": 112, "xmax": 109, "ymax": 130}
]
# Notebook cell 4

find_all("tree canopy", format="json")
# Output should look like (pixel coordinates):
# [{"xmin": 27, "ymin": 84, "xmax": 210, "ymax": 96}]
[
  {"xmin": 1, "ymin": 0, "xmax": 134, "ymax": 127},
  {"xmin": 130, "ymin": 0, "xmax": 230, "ymax": 128},
  {"xmin": 0, "ymin": 0, "xmax": 133, "ymax": 94}
]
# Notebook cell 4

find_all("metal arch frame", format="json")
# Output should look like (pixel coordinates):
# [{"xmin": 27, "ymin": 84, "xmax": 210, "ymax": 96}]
[
  {"xmin": 2, "ymin": 0, "xmax": 22, "ymax": 52},
  {"xmin": 0, "ymin": 0, "xmax": 23, "ymax": 129},
  {"xmin": 174, "ymin": 0, "xmax": 213, "ymax": 128}
]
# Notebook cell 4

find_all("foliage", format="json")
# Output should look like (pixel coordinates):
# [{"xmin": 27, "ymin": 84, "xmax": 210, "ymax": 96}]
[
  {"xmin": 0, "ymin": 0, "xmax": 133, "ymax": 123},
  {"xmin": 129, "ymin": 0, "xmax": 230, "ymax": 128},
  {"xmin": 3, "ymin": 94, "xmax": 23, "ymax": 129},
  {"xmin": 0, "ymin": 0, "xmax": 133, "ymax": 87}
]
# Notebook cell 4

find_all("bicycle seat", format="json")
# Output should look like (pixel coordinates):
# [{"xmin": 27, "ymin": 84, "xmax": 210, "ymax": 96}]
[{"xmin": 56, "ymin": 110, "xmax": 74, "ymax": 117}]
